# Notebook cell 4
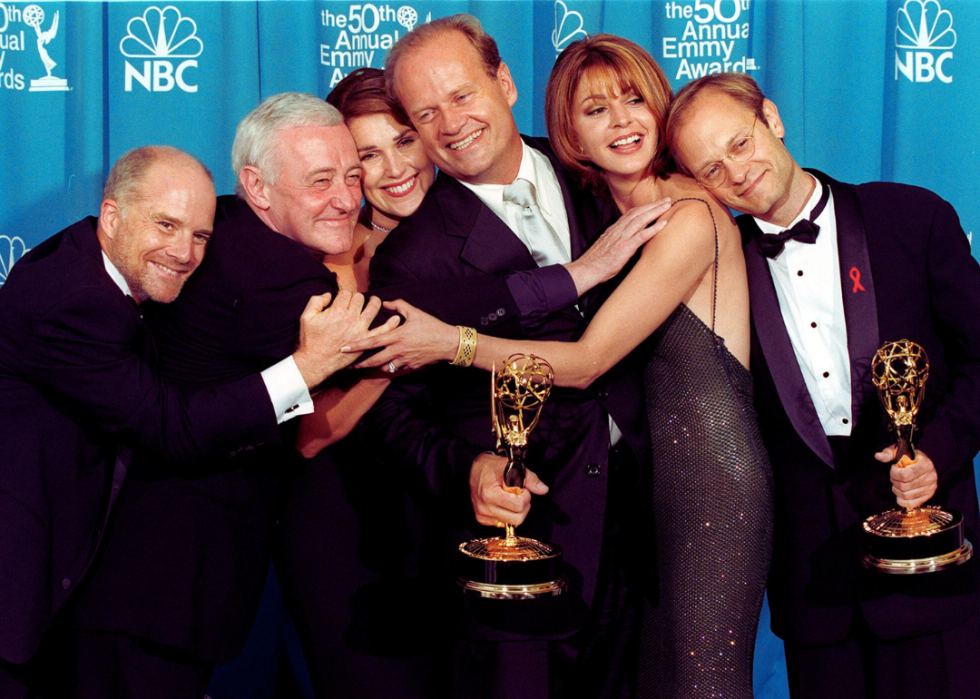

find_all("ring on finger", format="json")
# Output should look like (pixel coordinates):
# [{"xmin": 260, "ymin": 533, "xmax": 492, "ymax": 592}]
[{"xmin": 387, "ymin": 361, "xmax": 397, "ymax": 374}]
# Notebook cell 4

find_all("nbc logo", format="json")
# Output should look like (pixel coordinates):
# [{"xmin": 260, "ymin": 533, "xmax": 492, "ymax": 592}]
[
  {"xmin": 894, "ymin": 0, "xmax": 956, "ymax": 84},
  {"xmin": 552, "ymin": 1, "xmax": 587, "ymax": 54},
  {"xmin": 0, "ymin": 235, "xmax": 30, "ymax": 288},
  {"xmin": 120, "ymin": 6, "xmax": 202, "ymax": 93}
]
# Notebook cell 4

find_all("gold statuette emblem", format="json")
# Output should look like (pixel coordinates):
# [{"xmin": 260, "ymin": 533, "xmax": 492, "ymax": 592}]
[
  {"xmin": 860, "ymin": 340, "xmax": 973, "ymax": 574},
  {"xmin": 457, "ymin": 354, "xmax": 567, "ymax": 599}
]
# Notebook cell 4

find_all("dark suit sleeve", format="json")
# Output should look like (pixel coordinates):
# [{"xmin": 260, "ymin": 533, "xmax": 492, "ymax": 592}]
[
  {"xmin": 365, "ymin": 248, "xmax": 491, "ymax": 497},
  {"xmin": 22, "ymin": 287, "xmax": 279, "ymax": 464},
  {"xmin": 914, "ymin": 198, "xmax": 980, "ymax": 481},
  {"xmin": 369, "ymin": 243, "xmax": 578, "ymax": 334}
]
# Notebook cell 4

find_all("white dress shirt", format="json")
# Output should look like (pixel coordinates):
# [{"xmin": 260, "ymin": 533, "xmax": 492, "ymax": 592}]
[
  {"xmin": 755, "ymin": 176, "xmax": 853, "ymax": 436},
  {"xmin": 102, "ymin": 252, "xmax": 312, "ymax": 425},
  {"xmin": 460, "ymin": 143, "xmax": 623, "ymax": 444},
  {"xmin": 461, "ymin": 141, "xmax": 572, "ymax": 265}
]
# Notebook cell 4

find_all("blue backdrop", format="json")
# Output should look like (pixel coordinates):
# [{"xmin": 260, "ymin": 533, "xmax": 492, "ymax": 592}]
[{"xmin": 2, "ymin": 1, "xmax": 977, "ymax": 697}]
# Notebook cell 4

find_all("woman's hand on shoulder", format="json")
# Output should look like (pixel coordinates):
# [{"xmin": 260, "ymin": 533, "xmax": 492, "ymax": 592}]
[{"xmin": 565, "ymin": 197, "xmax": 672, "ymax": 295}]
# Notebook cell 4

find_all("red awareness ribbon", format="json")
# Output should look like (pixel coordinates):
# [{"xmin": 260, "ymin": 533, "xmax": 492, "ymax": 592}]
[{"xmin": 850, "ymin": 267, "xmax": 866, "ymax": 293}]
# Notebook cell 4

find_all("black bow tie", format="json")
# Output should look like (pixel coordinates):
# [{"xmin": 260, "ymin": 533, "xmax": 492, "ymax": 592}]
[{"xmin": 756, "ymin": 182, "xmax": 830, "ymax": 260}]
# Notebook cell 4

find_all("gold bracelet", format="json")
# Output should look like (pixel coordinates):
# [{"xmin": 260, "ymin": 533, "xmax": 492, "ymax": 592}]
[{"xmin": 451, "ymin": 326, "xmax": 477, "ymax": 367}]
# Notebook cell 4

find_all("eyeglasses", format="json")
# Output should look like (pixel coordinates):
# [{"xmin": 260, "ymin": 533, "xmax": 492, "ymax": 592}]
[{"xmin": 695, "ymin": 116, "xmax": 758, "ymax": 189}]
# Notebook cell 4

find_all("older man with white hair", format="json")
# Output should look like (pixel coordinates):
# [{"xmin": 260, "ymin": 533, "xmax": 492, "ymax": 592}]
[{"xmin": 66, "ymin": 94, "xmax": 393, "ymax": 697}]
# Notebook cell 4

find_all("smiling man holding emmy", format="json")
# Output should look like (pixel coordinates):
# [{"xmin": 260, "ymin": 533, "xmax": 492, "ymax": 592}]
[
  {"xmin": 669, "ymin": 72, "xmax": 980, "ymax": 699},
  {"xmin": 360, "ymin": 13, "xmax": 674, "ymax": 699}
]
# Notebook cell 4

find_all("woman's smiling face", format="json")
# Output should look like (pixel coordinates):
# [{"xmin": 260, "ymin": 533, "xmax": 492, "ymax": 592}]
[{"xmin": 347, "ymin": 112, "xmax": 436, "ymax": 224}]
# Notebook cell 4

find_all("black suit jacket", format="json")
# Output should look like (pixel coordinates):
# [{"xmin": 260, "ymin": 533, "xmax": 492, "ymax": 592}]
[
  {"xmin": 741, "ymin": 170, "xmax": 980, "ymax": 645},
  {"xmin": 72, "ymin": 197, "xmax": 336, "ymax": 663},
  {"xmin": 367, "ymin": 137, "xmax": 650, "ymax": 641},
  {"xmin": 0, "ymin": 217, "xmax": 278, "ymax": 665}
]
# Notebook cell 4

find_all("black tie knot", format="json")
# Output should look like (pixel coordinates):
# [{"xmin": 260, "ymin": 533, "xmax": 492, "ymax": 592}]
[
  {"xmin": 756, "ymin": 220, "xmax": 819, "ymax": 259},
  {"xmin": 755, "ymin": 181, "xmax": 830, "ymax": 260}
]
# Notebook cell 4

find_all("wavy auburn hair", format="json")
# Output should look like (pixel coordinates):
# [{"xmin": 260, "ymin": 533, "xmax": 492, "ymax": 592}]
[{"xmin": 545, "ymin": 34, "xmax": 673, "ymax": 196}]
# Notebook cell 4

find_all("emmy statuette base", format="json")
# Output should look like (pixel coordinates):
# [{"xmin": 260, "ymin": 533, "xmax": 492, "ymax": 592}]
[
  {"xmin": 861, "ymin": 506, "xmax": 974, "ymax": 575},
  {"xmin": 457, "ymin": 536, "xmax": 566, "ymax": 599}
]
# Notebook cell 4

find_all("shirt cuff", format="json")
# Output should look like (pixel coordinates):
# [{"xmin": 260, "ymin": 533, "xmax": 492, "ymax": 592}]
[
  {"xmin": 261, "ymin": 356, "xmax": 314, "ymax": 424},
  {"xmin": 505, "ymin": 265, "xmax": 579, "ymax": 328}
]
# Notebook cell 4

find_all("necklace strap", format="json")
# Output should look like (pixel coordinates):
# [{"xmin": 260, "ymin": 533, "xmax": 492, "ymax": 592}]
[{"xmin": 371, "ymin": 220, "xmax": 392, "ymax": 234}]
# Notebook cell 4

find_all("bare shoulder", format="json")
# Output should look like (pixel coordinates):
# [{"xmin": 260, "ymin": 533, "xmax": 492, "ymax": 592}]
[
  {"xmin": 660, "ymin": 196, "xmax": 718, "ymax": 245},
  {"xmin": 661, "ymin": 176, "xmax": 736, "ymax": 237}
]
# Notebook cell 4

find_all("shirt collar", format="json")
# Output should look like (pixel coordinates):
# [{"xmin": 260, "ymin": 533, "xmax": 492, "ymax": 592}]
[
  {"xmin": 459, "ymin": 141, "xmax": 553, "ymax": 214},
  {"xmin": 102, "ymin": 251, "xmax": 135, "ymax": 300},
  {"xmin": 756, "ymin": 173, "xmax": 823, "ymax": 236}
]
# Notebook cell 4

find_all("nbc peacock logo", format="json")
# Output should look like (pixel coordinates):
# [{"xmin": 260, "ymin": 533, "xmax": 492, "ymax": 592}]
[
  {"xmin": 552, "ymin": 1, "xmax": 587, "ymax": 54},
  {"xmin": 120, "ymin": 6, "xmax": 203, "ymax": 93},
  {"xmin": 894, "ymin": 0, "xmax": 956, "ymax": 84},
  {"xmin": 0, "ymin": 235, "xmax": 30, "ymax": 287}
]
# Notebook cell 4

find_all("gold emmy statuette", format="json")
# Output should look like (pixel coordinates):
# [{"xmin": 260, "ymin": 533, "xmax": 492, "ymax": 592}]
[
  {"xmin": 457, "ymin": 354, "xmax": 567, "ymax": 599},
  {"xmin": 860, "ymin": 340, "xmax": 973, "ymax": 574}
]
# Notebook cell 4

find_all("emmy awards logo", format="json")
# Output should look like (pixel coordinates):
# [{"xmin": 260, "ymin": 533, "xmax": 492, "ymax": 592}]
[
  {"xmin": 396, "ymin": 6, "xmax": 418, "ymax": 33},
  {"xmin": 24, "ymin": 5, "xmax": 69, "ymax": 92}
]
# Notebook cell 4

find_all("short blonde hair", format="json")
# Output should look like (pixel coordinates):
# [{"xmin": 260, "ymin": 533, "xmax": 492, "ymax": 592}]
[
  {"xmin": 231, "ymin": 92, "xmax": 344, "ymax": 196},
  {"xmin": 103, "ymin": 145, "xmax": 211, "ymax": 209},
  {"xmin": 666, "ymin": 72, "xmax": 766, "ymax": 176},
  {"xmin": 384, "ymin": 14, "xmax": 501, "ymax": 106},
  {"xmin": 545, "ymin": 34, "xmax": 673, "ymax": 196}
]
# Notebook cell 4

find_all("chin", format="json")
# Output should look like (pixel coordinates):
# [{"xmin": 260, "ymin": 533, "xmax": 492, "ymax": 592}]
[
  {"xmin": 385, "ymin": 198, "xmax": 423, "ymax": 221},
  {"xmin": 320, "ymin": 233, "xmax": 355, "ymax": 256},
  {"xmin": 146, "ymin": 284, "xmax": 184, "ymax": 304}
]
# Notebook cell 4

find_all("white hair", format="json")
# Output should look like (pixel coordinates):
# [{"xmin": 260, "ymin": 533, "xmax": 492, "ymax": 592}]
[{"xmin": 231, "ymin": 92, "xmax": 344, "ymax": 197}]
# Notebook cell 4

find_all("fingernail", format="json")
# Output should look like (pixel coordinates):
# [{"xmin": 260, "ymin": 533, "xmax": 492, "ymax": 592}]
[{"xmin": 340, "ymin": 346, "xmax": 351, "ymax": 352}]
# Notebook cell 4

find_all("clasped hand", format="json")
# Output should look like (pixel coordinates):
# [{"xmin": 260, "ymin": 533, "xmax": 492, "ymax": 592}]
[
  {"xmin": 294, "ymin": 290, "xmax": 401, "ymax": 387},
  {"xmin": 342, "ymin": 299, "xmax": 459, "ymax": 372},
  {"xmin": 469, "ymin": 452, "xmax": 549, "ymax": 528},
  {"xmin": 874, "ymin": 444, "xmax": 938, "ymax": 509}
]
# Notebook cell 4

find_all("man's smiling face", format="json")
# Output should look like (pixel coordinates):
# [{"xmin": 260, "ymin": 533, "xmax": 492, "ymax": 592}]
[{"xmin": 393, "ymin": 29, "xmax": 523, "ymax": 186}]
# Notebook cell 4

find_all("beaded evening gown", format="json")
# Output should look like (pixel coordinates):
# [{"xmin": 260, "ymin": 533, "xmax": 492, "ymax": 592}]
[{"xmin": 636, "ymin": 200, "xmax": 774, "ymax": 699}]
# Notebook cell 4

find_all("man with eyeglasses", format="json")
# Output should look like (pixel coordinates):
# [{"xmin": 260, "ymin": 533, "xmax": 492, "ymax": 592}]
[{"xmin": 667, "ymin": 72, "xmax": 980, "ymax": 699}]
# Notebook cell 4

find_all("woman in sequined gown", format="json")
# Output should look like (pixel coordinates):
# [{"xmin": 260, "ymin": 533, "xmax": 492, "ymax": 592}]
[{"xmin": 351, "ymin": 35, "xmax": 773, "ymax": 698}]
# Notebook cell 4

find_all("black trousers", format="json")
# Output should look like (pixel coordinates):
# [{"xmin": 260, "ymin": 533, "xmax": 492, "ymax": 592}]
[
  {"xmin": 0, "ymin": 627, "xmax": 213, "ymax": 699},
  {"xmin": 65, "ymin": 629, "xmax": 214, "ymax": 699},
  {"xmin": 784, "ymin": 607, "xmax": 980, "ymax": 699},
  {"xmin": 274, "ymin": 439, "xmax": 439, "ymax": 699}
]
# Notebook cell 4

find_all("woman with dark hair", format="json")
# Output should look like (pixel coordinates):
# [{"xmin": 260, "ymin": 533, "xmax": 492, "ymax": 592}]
[
  {"xmin": 318, "ymin": 68, "xmax": 435, "ymax": 292},
  {"xmin": 352, "ymin": 36, "xmax": 773, "ymax": 698},
  {"xmin": 274, "ymin": 67, "xmax": 441, "ymax": 699}
]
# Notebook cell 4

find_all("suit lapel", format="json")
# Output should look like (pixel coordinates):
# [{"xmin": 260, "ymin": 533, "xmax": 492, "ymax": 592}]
[
  {"xmin": 527, "ymin": 136, "xmax": 609, "ymax": 318},
  {"xmin": 434, "ymin": 139, "xmax": 594, "ymax": 324},
  {"xmin": 741, "ymin": 216, "xmax": 836, "ymax": 468},
  {"xmin": 432, "ymin": 174, "xmax": 538, "ymax": 276},
  {"xmin": 812, "ymin": 171, "xmax": 880, "ymax": 428}
]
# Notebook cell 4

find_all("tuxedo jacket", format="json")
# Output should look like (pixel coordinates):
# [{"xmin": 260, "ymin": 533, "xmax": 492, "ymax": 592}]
[
  {"xmin": 741, "ymin": 170, "xmax": 980, "ymax": 645},
  {"xmin": 72, "ymin": 197, "xmax": 337, "ymax": 664},
  {"xmin": 367, "ymin": 137, "xmax": 651, "ymax": 641},
  {"xmin": 0, "ymin": 217, "xmax": 278, "ymax": 665}
]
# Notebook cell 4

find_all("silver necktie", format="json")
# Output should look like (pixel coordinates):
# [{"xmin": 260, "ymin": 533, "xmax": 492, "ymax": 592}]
[{"xmin": 502, "ymin": 178, "xmax": 569, "ymax": 267}]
